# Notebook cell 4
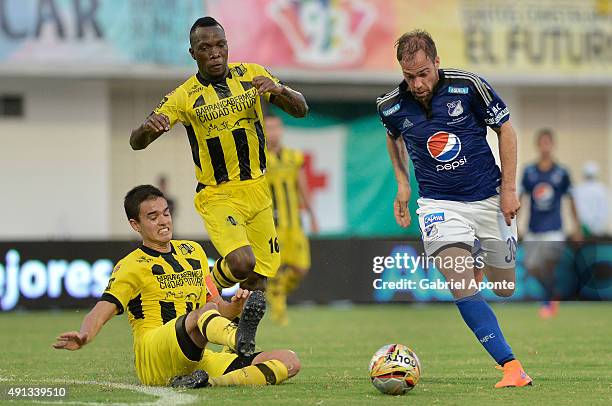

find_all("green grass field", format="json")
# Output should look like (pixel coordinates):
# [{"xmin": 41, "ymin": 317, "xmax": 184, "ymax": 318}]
[{"xmin": 1, "ymin": 303, "xmax": 611, "ymax": 405}]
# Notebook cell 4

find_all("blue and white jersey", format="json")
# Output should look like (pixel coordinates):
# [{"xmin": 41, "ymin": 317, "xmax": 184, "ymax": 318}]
[
  {"xmin": 377, "ymin": 69, "xmax": 509, "ymax": 201},
  {"xmin": 521, "ymin": 163, "xmax": 571, "ymax": 233}
]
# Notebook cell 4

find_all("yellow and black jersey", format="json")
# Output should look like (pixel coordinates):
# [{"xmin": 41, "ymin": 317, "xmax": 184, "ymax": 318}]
[
  {"xmin": 154, "ymin": 63, "xmax": 280, "ymax": 186},
  {"xmin": 100, "ymin": 240, "xmax": 218, "ymax": 341},
  {"xmin": 266, "ymin": 147, "xmax": 304, "ymax": 231}
]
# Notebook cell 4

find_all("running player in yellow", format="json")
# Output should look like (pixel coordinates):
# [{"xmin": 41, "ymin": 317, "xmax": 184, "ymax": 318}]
[
  {"xmin": 264, "ymin": 113, "xmax": 318, "ymax": 325},
  {"xmin": 53, "ymin": 185, "xmax": 300, "ymax": 388},
  {"xmin": 129, "ymin": 17, "xmax": 308, "ymax": 296}
]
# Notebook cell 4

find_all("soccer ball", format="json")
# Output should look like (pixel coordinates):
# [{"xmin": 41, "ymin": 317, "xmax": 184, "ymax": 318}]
[{"xmin": 368, "ymin": 344, "xmax": 421, "ymax": 395}]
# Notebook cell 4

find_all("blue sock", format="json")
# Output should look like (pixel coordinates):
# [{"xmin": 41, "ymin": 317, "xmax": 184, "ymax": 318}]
[{"xmin": 455, "ymin": 292, "xmax": 515, "ymax": 366}]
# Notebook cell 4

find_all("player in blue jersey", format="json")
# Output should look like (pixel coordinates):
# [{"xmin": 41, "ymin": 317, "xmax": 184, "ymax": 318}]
[
  {"xmin": 520, "ymin": 129, "xmax": 582, "ymax": 318},
  {"xmin": 377, "ymin": 30, "xmax": 532, "ymax": 388}
]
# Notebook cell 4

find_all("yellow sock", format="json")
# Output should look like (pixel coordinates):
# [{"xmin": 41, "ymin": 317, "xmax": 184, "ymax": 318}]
[
  {"xmin": 197, "ymin": 309, "xmax": 236, "ymax": 348},
  {"xmin": 211, "ymin": 258, "xmax": 247, "ymax": 289},
  {"xmin": 283, "ymin": 268, "xmax": 302, "ymax": 294},
  {"xmin": 209, "ymin": 360, "xmax": 289, "ymax": 386},
  {"xmin": 266, "ymin": 276, "xmax": 288, "ymax": 325}
]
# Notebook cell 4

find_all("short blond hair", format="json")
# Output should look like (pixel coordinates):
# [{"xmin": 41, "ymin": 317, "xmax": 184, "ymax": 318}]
[{"xmin": 395, "ymin": 30, "xmax": 437, "ymax": 62}]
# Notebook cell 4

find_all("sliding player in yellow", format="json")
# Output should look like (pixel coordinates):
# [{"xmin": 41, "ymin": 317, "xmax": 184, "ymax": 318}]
[
  {"xmin": 53, "ymin": 185, "xmax": 300, "ymax": 388},
  {"xmin": 130, "ymin": 17, "xmax": 308, "ymax": 298},
  {"xmin": 264, "ymin": 113, "xmax": 318, "ymax": 325}
]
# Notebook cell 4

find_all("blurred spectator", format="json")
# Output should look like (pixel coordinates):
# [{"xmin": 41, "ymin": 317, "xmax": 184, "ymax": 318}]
[
  {"xmin": 520, "ymin": 128, "xmax": 582, "ymax": 318},
  {"xmin": 520, "ymin": 129, "xmax": 582, "ymax": 241},
  {"xmin": 573, "ymin": 161, "xmax": 610, "ymax": 237}
]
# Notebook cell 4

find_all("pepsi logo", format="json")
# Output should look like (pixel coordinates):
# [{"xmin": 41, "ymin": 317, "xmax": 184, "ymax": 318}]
[
  {"xmin": 533, "ymin": 182, "xmax": 554, "ymax": 203},
  {"xmin": 427, "ymin": 132, "xmax": 462, "ymax": 162}
]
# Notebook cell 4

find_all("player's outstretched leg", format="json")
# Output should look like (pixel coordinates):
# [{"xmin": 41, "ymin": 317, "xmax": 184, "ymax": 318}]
[
  {"xmin": 236, "ymin": 290, "xmax": 266, "ymax": 357},
  {"xmin": 210, "ymin": 359, "xmax": 288, "ymax": 386},
  {"xmin": 209, "ymin": 350, "xmax": 300, "ymax": 387},
  {"xmin": 436, "ymin": 246, "xmax": 532, "ymax": 388},
  {"xmin": 455, "ymin": 292, "xmax": 533, "ymax": 388},
  {"xmin": 171, "ymin": 350, "xmax": 299, "ymax": 388}
]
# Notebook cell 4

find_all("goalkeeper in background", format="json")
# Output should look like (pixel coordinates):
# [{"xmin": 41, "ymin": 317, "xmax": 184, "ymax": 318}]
[{"xmin": 264, "ymin": 113, "xmax": 318, "ymax": 325}]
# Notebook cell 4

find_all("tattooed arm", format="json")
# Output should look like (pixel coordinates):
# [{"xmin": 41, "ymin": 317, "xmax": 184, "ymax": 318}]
[{"xmin": 252, "ymin": 76, "xmax": 309, "ymax": 118}]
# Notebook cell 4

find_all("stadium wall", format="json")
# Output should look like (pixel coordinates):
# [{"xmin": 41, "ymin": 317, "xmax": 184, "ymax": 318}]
[{"xmin": 0, "ymin": 77, "xmax": 110, "ymax": 240}]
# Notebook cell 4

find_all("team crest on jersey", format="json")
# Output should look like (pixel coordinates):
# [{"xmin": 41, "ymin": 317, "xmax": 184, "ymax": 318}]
[
  {"xmin": 178, "ymin": 243, "xmax": 195, "ymax": 255},
  {"xmin": 424, "ymin": 224, "xmax": 439, "ymax": 238},
  {"xmin": 447, "ymin": 100, "xmax": 463, "ymax": 117},
  {"xmin": 230, "ymin": 64, "xmax": 247, "ymax": 77}
]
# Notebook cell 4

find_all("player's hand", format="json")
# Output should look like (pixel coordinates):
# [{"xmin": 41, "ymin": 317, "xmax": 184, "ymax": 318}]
[
  {"xmin": 394, "ymin": 185, "xmax": 411, "ymax": 228},
  {"xmin": 569, "ymin": 228, "xmax": 584, "ymax": 242},
  {"xmin": 52, "ymin": 331, "xmax": 88, "ymax": 351},
  {"xmin": 252, "ymin": 76, "xmax": 283, "ymax": 96},
  {"xmin": 230, "ymin": 288, "xmax": 251, "ymax": 310},
  {"xmin": 500, "ymin": 188, "xmax": 520, "ymax": 226},
  {"xmin": 143, "ymin": 113, "xmax": 170, "ymax": 133}
]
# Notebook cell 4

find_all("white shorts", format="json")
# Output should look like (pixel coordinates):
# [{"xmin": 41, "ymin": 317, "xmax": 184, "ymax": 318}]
[
  {"xmin": 523, "ymin": 231, "xmax": 566, "ymax": 270},
  {"xmin": 416, "ymin": 196, "xmax": 518, "ymax": 269}
]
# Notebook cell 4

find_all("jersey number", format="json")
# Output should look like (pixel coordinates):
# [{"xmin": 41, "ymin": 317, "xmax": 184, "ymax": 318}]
[
  {"xmin": 505, "ymin": 237, "xmax": 517, "ymax": 263},
  {"xmin": 268, "ymin": 237, "xmax": 280, "ymax": 254}
]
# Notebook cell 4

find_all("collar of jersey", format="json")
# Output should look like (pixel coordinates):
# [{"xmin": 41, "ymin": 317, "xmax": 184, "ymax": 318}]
[
  {"xmin": 535, "ymin": 161, "xmax": 559, "ymax": 174},
  {"xmin": 139, "ymin": 242, "xmax": 176, "ymax": 257},
  {"xmin": 398, "ymin": 69, "xmax": 446, "ymax": 100},
  {"xmin": 196, "ymin": 69, "xmax": 233, "ymax": 86}
]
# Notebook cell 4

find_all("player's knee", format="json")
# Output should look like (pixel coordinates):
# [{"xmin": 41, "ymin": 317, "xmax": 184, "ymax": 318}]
[
  {"xmin": 187, "ymin": 301, "xmax": 218, "ymax": 325},
  {"xmin": 452, "ymin": 286, "xmax": 479, "ymax": 300},
  {"xmin": 492, "ymin": 287, "xmax": 515, "ymax": 297},
  {"xmin": 185, "ymin": 302, "xmax": 219, "ymax": 342},
  {"xmin": 225, "ymin": 249, "xmax": 256, "ymax": 279},
  {"xmin": 280, "ymin": 350, "xmax": 301, "ymax": 378}
]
